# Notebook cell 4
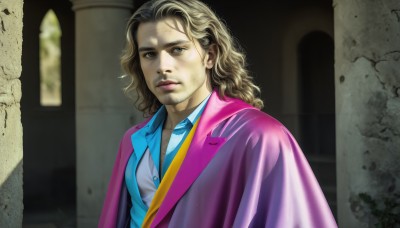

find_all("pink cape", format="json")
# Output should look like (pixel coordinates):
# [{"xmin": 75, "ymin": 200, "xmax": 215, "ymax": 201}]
[{"xmin": 99, "ymin": 91, "xmax": 337, "ymax": 228}]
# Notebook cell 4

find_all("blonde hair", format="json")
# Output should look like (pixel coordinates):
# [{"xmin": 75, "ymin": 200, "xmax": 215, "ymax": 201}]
[{"xmin": 121, "ymin": 0, "xmax": 263, "ymax": 115}]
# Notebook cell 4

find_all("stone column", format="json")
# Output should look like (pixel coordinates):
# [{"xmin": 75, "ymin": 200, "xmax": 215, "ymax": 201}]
[
  {"xmin": 0, "ymin": 0, "xmax": 24, "ymax": 227},
  {"xmin": 71, "ymin": 0, "xmax": 140, "ymax": 227},
  {"xmin": 334, "ymin": 0, "xmax": 400, "ymax": 227}
]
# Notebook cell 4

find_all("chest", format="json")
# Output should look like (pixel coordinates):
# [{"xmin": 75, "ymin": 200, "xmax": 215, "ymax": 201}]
[{"xmin": 160, "ymin": 129, "xmax": 172, "ymax": 169}]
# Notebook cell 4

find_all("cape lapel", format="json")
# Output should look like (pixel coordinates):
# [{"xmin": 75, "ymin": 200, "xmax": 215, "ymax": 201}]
[
  {"xmin": 151, "ymin": 91, "xmax": 257, "ymax": 227},
  {"xmin": 121, "ymin": 120, "xmax": 149, "ymax": 164}
]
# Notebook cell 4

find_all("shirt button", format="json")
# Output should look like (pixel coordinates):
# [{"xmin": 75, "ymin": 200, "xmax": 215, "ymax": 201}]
[{"xmin": 153, "ymin": 176, "xmax": 158, "ymax": 181}]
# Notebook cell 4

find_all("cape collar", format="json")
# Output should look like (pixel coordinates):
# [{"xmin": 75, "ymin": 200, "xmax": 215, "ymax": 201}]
[{"xmin": 152, "ymin": 90, "xmax": 257, "ymax": 227}]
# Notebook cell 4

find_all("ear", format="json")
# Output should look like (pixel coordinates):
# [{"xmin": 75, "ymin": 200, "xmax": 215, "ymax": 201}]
[{"xmin": 205, "ymin": 44, "xmax": 217, "ymax": 69}]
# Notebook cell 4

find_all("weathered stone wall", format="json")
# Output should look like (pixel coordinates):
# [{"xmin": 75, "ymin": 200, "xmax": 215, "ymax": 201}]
[
  {"xmin": 0, "ymin": 0, "xmax": 24, "ymax": 227},
  {"xmin": 334, "ymin": 0, "xmax": 400, "ymax": 227}
]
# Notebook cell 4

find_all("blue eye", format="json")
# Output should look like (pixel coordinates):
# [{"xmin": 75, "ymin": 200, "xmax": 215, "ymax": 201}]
[
  {"xmin": 172, "ymin": 47, "xmax": 184, "ymax": 54},
  {"xmin": 143, "ymin": 52, "xmax": 156, "ymax": 59}
]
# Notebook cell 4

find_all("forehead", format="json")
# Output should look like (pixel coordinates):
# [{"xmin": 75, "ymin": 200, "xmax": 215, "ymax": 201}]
[{"xmin": 137, "ymin": 17, "xmax": 191, "ymax": 47}]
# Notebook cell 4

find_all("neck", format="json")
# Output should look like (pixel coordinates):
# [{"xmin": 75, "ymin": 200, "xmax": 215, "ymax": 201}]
[
  {"xmin": 163, "ymin": 93, "xmax": 210, "ymax": 130},
  {"xmin": 163, "ymin": 107, "xmax": 196, "ymax": 130}
]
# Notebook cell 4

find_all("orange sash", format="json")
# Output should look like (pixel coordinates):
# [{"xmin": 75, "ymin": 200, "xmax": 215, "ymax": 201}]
[{"xmin": 142, "ymin": 120, "xmax": 199, "ymax": 228}]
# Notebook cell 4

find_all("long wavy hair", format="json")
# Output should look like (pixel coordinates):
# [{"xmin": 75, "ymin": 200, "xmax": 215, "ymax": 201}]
[{"xmin": 121, "ymin": 0, "xmax": 264, "ymax": 115}]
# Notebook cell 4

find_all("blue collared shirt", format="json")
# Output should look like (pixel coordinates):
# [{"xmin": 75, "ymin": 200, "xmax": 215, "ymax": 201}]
[{"xmin": 125, "ymin": 94, "xmax": 210, "ymax": 228}]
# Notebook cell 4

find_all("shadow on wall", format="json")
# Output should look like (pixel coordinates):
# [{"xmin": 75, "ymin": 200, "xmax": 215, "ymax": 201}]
[
  {"xmin": 0, "ymin": 160, "xmax": 76, "ymax": 227},
  {"xmin": 22, "ymin": 164, "xmax": 77, "ymax": 228},
  {"xmin": 0, "ymin": 160, "xmax": 23, "ymax": 228}
]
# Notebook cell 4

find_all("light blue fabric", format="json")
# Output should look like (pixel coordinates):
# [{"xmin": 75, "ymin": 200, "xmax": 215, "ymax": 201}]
[
  {"xmin": 161, "ymin": 97, "xmax": 208, "ymax": 177},
  {"xmin": 125, "ymin": 106, "xmax": 166, "ymax": 228},
  {"xmin": 125, "ymin": 94, "xmax": 210, "ymax": 228}
]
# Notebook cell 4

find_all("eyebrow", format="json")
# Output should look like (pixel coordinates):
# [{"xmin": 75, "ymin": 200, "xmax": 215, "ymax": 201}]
[{"xmin": 138, "ymin": 40, "xmax": 191, "ymax": 52}]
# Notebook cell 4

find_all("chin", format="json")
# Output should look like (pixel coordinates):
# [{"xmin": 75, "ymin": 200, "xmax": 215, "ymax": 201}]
[
  {"xmin": 157, "ymin": 95, "xmax": 185, "ymax": 106},
  {"xmin": 162, "ymin": 99, "xmax": 185, "ymax": 106}
]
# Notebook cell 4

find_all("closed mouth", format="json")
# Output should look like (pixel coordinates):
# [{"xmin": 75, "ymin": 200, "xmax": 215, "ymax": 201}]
[{"xmin": 157, "ymin": 80, "xmax": 178, "ymax": 87}]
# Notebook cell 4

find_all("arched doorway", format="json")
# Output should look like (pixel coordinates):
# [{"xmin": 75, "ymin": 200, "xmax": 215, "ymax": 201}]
[
  {"xmin": 21, "ymin": 0, "xmax": 76, "ymax": 226},
  {"xmin": 298, "ymin": 30, "xmax": 337, "ymax": 216}
]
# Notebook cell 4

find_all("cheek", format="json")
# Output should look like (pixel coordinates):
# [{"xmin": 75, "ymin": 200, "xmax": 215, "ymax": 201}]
[
  {"xmin": 141, "ymin": 73, "xmax": 153, "ymax": 91},
  {"xmin": 140, "ymin": 61, "xmax": 148, "ymax": 75},
  {"xmin": 140, "ymin": 64, "xmax": 152, "ymax": 83},
  {"xmin": 143, "ymin": 75, "xmax": 153, "ymax": 90},
  {"xmin": 187, "ymin": 57, "xmax": 207, "ymax": 75}
]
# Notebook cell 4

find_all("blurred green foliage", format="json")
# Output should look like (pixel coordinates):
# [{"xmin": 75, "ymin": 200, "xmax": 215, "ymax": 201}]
[{"xmin": 39, "ymin": 9, "xmax": 61, "ymax": 106}]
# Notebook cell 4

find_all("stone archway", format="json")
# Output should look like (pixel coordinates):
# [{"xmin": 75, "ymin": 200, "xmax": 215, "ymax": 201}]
[
  {"xmin": 281, "ymin": 6, "xmax": 336, "ymax": 217},
  {"xmin": 21, "ymin": 0, "xmax": 76, "ymax": 225},
  {"xmin": 298, "ymin": 30, "xmax": 336, "ymax": 216},
  {"xmin": 281, "ymin": 6, "xmax": 333, "ymax": 138}
]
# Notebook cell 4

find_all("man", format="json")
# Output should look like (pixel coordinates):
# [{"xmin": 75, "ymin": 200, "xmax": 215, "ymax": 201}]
[{"xmin": 99, "ymin": 0, "xmax": 337, "ymax": 227}]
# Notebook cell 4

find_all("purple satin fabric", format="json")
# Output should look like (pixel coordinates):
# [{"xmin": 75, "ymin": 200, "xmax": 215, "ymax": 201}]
[
  {"xmin": 99, "ymin": 91, "xmax": 337, "ymax": 228},
  {"xmin": 158, "ymin": 109, "xmax": 337, "ymax": 227}
]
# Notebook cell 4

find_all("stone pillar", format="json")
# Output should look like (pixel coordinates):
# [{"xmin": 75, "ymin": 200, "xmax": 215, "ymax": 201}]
[
  {"xmin": 334, "ymin": 0, "xmax": 400, "ymax": 227},
  {"xmin": 71, "ymin": 0, "xmax": 140, "ymax": 227},
  {"xmin": 0, "ymin": 0, "xmax": 24, "ymax": 227}
]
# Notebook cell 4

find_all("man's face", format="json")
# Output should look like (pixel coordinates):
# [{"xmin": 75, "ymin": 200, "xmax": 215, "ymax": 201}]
[{"xmin": 137, "ymin": 17, "xmax": 214, "ymax": 111}]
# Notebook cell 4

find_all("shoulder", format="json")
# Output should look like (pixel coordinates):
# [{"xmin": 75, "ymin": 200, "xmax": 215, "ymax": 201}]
[
  {"xmin": 234, "ymin": 108, "xmax": 289, "ymax": 136},
  {"xmin": 227, "ymin": 108, "xmax": 299, "ymax": 152},
  {"xmin": 232, "ymin": 109, "xmax": 302, "ymax": 166},
  {"xmin": 216, "ymin": 108, "xmax": 301, "ymax": 173}
]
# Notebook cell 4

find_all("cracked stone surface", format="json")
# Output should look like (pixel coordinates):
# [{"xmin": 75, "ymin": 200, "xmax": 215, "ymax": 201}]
[
  {"xmin": 0, "ymin": 0, "xmax": 23, "ymax": 228},
  {"xmin": 334, "ymin": 0, "xmax": 400, "ymax": 227}
]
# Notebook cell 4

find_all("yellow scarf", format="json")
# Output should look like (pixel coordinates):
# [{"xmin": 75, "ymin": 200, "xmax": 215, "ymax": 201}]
[{"xmin": 142, "ymin": 119, "xmax": 199, "ymax": 228}]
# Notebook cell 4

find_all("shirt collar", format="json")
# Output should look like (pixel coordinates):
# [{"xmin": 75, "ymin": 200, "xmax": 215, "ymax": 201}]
[
  {"xmin": 144, "ymin": 93, "xmax": 211, "ymax": 133},
  {"xmin": 145, "ymin": 106, "xmax": 167, "ymax": 134},
  {"xmin": 185, "ymin": 93, "xmax": 210, "ymax": 126}
]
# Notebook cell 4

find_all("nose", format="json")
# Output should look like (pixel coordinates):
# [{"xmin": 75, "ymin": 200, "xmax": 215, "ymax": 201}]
[{"xmin": 156, "ymin": 51, "xmax": 173, "ymax": 75}]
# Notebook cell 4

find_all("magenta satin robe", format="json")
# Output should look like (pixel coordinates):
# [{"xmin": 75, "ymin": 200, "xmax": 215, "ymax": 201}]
[{"xmin": 99, "ymin": 91, "xmax": 338, "ymax": 228}]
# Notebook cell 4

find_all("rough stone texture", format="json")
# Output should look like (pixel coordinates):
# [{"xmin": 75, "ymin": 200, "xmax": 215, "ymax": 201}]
[
  {"xmin": 334, "ymin": 0, "xmax": 400, "ymax": 227},
  {"xmin": 0, "ymin": 0, "xmax": 24, "ymax": 227}
]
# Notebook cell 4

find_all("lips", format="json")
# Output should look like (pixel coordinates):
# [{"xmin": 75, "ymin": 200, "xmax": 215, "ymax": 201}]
[
  {"xmin": 156, "ymin": 80, "xmax": 179, "ymax": 91},
  {"xmin": 156, "ymin": 80, "xmax": 178, "ymax": 87}
]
